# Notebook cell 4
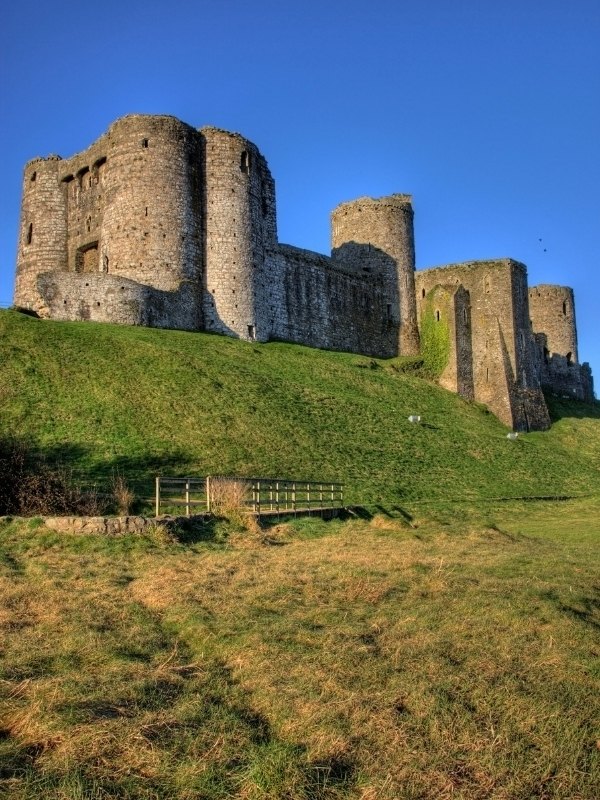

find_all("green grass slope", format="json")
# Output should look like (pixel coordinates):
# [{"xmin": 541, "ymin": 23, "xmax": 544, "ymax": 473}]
[{"xmin": 1, "ymin": 309, "xmax": 599, "ymax": 507}]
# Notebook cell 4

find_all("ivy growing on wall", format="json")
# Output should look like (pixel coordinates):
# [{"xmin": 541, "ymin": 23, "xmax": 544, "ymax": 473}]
[{"xmin": 420, "ymin": 294, "xmax": 450, "ymax": 377}]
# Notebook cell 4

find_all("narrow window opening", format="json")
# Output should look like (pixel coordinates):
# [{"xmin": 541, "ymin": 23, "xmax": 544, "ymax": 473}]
[
  {"xmin": 30, "ymin": 171, "xmax": 36, "ymax": 182},
  {"xmin": 562, "ymin": 300, "xmax": 567, "ymax": 315},
  {"xmin": 543, "ymin": 347, "xmax": 549, "ymax": 364},
  {"xmin": 486, "ymin": 367, "xmax": 489, "ymax": 382},
  {"xmin": 26, "ymin": 223, "xmax": 33, "ymax": 245},
  {"xmin": 566, "ymin": 351, "xmax": 572, "ymax": 364},
  {"xmin": 142, "ymin": 138, "xmax": 149, "ymax": 148},
  {"xmin": 422, "ymin": 288, "xmax": 426, "ymax": 298},
  {"xmin": 248, "ymin": 324, "xmax": 255, "ymax": 340},
  {"xmin": 463, "ymin": 308, "xmax": 467, "ymax": 323},
  {"xmin": 145, "ymin": 207, "xmax": 148, "ymax": 217},
  {"xmin": 435, "ymin": 310, "xmax": 440, "ymax": 322},
  {"xmin": 386, "ymin": 303, "xmax": 392, "ymax": 319},
  {"xmin": 240, "ymin": 151, "xmax": 250, "ymax": 174}
]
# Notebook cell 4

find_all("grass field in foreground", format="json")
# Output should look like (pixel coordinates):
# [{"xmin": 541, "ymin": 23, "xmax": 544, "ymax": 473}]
[
  {"xmin": 1, "ymin": 498, "xmax": 599, "ymax": 799},
  {"xmin": 1, "ymin": 309, "xmax": 599, "ymax": 510}
]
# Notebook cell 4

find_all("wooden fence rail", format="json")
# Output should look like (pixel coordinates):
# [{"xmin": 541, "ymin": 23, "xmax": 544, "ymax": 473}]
[{"xmin": 154, "ymin": 476, "xmax": 344, "ymax": 518}]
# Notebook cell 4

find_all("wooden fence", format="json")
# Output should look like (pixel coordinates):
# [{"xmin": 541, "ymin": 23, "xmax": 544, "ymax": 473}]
[{"xmin": 154, "ymin": 476, "xmax": 344, "ymax": 518}]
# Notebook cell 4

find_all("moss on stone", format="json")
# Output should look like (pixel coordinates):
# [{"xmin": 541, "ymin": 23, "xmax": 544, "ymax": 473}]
[{"xmin": 420, "ymin": 294, "xmax": 450, "ymax": 377}]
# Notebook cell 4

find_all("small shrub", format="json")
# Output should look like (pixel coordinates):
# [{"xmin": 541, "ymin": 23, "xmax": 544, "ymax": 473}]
[
  {"xmin": 209, "ymin": 477, "xmax": 261, "ymax": 535},
  {"xmin": 209, "ymin": 477, "xmax": 251, "ymax": 518},
  {"xmin": 111, "ymin": 471, "xmax": 135, "ymax": 515}
]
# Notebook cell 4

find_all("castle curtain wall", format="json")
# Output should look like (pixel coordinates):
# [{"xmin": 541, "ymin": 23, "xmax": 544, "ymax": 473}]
[{"xmin": 263, "ymin": 245, "xmax": 395, "ymax": 357}]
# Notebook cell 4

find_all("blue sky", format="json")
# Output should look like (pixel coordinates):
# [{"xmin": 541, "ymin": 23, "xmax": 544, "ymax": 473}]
[{"xmin": 1, "ymin": 0, "xmax": 598, "ymax": 378}]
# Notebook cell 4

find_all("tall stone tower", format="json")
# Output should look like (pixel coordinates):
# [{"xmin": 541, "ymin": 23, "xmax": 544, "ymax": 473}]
[
  {"xmin": 330, "ymin": 194, "xmax": 420, "ymax": 355},
  {"xmin": 200, "ymin": 127, "xmax": 277, "ymax": 342},
  {"xmin": 15, "ymin": 156, "xmax": 68, "ymax": 308},
  {"xmin": 528, "ymin": 285, "xmax": 578, "ymax": 363}
]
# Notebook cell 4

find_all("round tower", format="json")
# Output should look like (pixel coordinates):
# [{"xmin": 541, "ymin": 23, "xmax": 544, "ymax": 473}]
[
  {"xmin": 14, "ymin": 156, "xmax": 67, "ymax": 313},
  {"xmin": 200, "ymin": 126, "xmax": 276, "ymax": 342},
  {"xmin": 528, "ymin": 284, "xmax": 578, "ymax": 363},
  {"xmin": 98, "ymin": 115, "xmax": 204, "ymax": 327},
  {"xmin": 330, "ymin": 194, "xmax": 419, "ymax": 355}
]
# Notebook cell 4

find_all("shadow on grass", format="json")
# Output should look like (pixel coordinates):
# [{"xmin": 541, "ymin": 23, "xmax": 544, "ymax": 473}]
[
  {"xmin": 2, "ymin": 650, "xmax": 359, "ymax": 798},
  {"xmin": 169, "ymin": 516, "xmax": 227, "ymax": 545},
  {"xmin": 545, "ymin": 394, "xmax": 600, "ymax": 422}
]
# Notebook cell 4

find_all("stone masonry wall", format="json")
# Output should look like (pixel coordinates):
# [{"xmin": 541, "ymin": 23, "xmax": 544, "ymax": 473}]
[
  {"xmin": 201, "ymin": 126, "xmax": 277, "ymax": 342},
  {"xmin": 15, "ymin": 157, "xmax": 68, "ymax": 315},
  {"xmin": 264, "ymin": 245, "xmax": 396, "ymax": 356},
  {"xmin": 416, "ymin": 261, "xmax": 550, "ymax": 430},
  {"xmin": 529, "ymin": 286, "xmax": 594, "ymax": 401},
  {"xmin": 16, "ymin": 115, "xmax": 204, "ymax": 331},
  {"xmin": 331, "ymin": 195, "xmax": 420, "ymax": 356},
  {"xmin": 529, "ymin": 285, "xmax": 578, "ymax": 363},
  {"xmin": 421, "ymin": 285, "xmax": 474, "ymax": 400}
]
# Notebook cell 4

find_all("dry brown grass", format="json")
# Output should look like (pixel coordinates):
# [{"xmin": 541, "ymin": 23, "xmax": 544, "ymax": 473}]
[
  {"xmin": 209, "ymin": 477, "xmax": 252, "ymax": 516},
  {"xmin": 111, "ymin": 471, "xmax": 135, "ymax": 515},
  {"xmin": 208, "ymin": 477, "xmax": 264, "ymax": 538},
  {"xmin": 1, "ymin": 502, "xmax": 599, "ymax": 798}
]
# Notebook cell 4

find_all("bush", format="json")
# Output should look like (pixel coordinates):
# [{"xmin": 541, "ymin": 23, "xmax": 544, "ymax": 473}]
[
  {"xmin": 0, "ymin": 437, "xmax": 26, "ymax": 514},
  {"xmin": 208, "ymin": 477, "xmax": 261, "ymax": 535},
  {"xmin": 0, "ymin": 438, "xmax": 106, "ymax": 516}
]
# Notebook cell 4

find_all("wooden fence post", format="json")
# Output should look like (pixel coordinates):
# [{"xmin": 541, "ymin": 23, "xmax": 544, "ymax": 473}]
[
  {"xmin": 185, "ymin": 479, "xmax": 190, "ymax": 517},
  {"xmin": 206, "ymin": 476, "xmax": 211, "ymax": 513},
  {"xmin": 155, "ymin": 477, "xmax": 160, "ymax": 518}
]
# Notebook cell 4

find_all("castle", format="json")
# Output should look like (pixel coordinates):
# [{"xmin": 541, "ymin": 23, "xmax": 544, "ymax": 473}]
[{"xmin": 14, "ymin": 114, "xmax": 594, "ymax": 430}]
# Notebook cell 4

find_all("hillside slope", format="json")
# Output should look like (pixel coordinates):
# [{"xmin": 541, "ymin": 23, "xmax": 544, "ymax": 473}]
[{"xmin": 1, "ymin": 309, "xmax": 599, "ymax": 507}]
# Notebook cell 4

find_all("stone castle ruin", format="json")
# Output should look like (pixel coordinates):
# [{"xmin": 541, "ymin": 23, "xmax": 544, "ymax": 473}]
[{"xmin": 14, "ymin": 114, "xmax": 594, "ymax": 430}]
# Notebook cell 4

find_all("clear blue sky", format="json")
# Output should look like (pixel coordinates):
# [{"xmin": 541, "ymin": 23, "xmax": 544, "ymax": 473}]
[{"xmin": 1, "ymin": 0, "xmax": 598, "ymax": 379}]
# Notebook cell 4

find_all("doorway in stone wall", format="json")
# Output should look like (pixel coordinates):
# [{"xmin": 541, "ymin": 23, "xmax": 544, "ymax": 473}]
[{"xmin": 75, "ymin": 242, "xmax": 99, "ymax": 273}]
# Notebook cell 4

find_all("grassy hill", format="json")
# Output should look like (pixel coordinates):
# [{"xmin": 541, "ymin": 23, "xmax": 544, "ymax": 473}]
[
  {"xmin": 1, "ymin": 308, "xmax": 599, "ymax": 509},
  {"xmin": 1, "ymin": 309, "xmax": 599, "ymax": 798}
]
